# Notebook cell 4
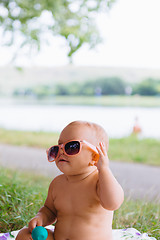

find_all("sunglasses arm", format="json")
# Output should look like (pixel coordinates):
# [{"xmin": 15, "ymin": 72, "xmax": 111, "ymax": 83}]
[{"xmin": 82, "ymin": 140, "xmax": 99, "ymax": 154}]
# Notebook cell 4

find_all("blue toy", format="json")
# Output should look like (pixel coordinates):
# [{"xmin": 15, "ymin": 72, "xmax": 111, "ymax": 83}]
[{"xmin": 32, "ymin": 226, "xmax": 48, "ymax": 240}]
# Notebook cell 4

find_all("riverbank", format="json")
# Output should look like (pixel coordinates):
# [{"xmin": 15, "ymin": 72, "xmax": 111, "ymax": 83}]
[{"xmin": 1, "ymin": 95, "xmax": 160, "ymax": 107}]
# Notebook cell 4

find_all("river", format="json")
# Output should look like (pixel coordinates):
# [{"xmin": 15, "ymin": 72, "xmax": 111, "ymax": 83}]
[{"xmin": 0, "ymin": 103, "xmax": 160, "ymax": 138}]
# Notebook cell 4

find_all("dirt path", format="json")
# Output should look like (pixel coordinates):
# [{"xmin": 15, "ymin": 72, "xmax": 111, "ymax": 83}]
[{"xmin": 0, "ymin": 144, "xmax": 160, "ymax": 202}]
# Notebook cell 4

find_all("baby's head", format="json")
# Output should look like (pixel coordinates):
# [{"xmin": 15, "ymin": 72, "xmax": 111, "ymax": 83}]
[
  {"xmin": 53, "ymin": 121, "xmax": 109, "ymax": 175},
  {"xmin": 59, "ymin": 120, "xmax": 109, "ymax": 150}
]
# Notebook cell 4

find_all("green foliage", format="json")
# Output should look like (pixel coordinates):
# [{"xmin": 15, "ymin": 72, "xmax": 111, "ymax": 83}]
[
  {"xmin": 54, "ymin": 84, "xmax": 69, "ymax": 96},
  {"xmin": 13, "ymin": 85, "xmax": 55, "ymax": 98},
  {"xmin": 32, "ymin": 85, "xmax": 54, "ymax": 98},
  {"xmin": 29, "ymin": 77, "xmax": 126, "ymax": 96},
  {"xmin": 53, "ymin": 77, "xmax": 160, "ymax": 96},
  {"xmin": 12, "ymin": 77, "xmax": 160, "ymax": 97},
  {"xmin": 82, "ymin": 77, "xmax": 126, "ymax": 95},
  {"xmin": 0, "ymin": 0, "xmax": 116, "ymax": 57},
  {"xmin": 133, "ymin": 78, "xmax": 160, "ymax": 96},
  {"xmin": 55, "ymin": 82, "xmax": 82, "ymax": 95}
]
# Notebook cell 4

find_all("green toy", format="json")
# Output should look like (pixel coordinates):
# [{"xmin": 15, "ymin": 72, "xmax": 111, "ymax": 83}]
[{"xmin": 32, "ymin": 226, "xmax": 48, "ymax": 240}]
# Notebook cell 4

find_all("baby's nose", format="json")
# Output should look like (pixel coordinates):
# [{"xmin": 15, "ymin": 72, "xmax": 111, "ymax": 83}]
[{"xmin": 59, "ymin": 146, "xmax": 65, "ymax": 155}]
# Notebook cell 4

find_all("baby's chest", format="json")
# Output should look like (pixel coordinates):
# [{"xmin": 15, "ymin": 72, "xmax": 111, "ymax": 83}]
[{"xmin": 54, "ymin": 183, "xmax": 98, "ymax": 214}]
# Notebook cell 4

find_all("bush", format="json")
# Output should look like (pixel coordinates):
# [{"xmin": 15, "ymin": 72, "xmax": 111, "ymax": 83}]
[
  {"xmin": 82, "ymin": 77, "xmax": 126, "ymax": 95},
  {"xmin": 133, "ymin": 78, "xmax": 160, "ymax": 96}
]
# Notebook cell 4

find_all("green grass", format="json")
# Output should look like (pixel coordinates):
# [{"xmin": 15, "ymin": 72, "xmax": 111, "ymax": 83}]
[
  {"xmin": 0, "ymin": 168, "xmax": 50, "ymax": 232},
  {"xmin": 0, "ymin": 128, "xmax": 59, "ymax": 149},
  {"xmin": 0, "ymin": 168, "xmax": 159, "ymax": 239},
  {"xmin": 113, "ymin": 199, "xmax": 160, "ymax": 239},
  {"xmin": 109, "ymin": 136, "xmax": 160, "ymax": 166},
  {"xmin": 0, "ymin": 128, "xmax": 160, "ymax": 166}
]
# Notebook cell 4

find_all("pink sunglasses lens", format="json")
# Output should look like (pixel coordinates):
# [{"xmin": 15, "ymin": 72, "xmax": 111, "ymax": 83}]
[
  {"xmin": 65, "ymin": 141, "xmax": 80, "ymax": 155},
  {"xmin": 48, "ymin": 146, "xmax": 59, "ymax": 161}
]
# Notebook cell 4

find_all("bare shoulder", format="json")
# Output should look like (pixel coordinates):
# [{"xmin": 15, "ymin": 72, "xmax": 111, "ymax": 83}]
[
  {"xmin": 49, "ymin": 174, "xmax": 66, "ymax": 189},
  {"xmin": 45, "ymin": 174, "xmax": 66, "ymax": 208}
]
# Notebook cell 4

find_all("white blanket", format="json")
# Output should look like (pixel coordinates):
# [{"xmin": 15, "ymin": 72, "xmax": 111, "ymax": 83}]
[{"xmin": 0, "ymin": 226, "xmax": 157, "ymax": 240}]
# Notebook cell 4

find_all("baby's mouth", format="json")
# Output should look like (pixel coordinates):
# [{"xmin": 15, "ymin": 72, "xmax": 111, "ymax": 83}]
[{"xmin": 59, "ymin": 159, "xmax": 69, "ymax": 163}]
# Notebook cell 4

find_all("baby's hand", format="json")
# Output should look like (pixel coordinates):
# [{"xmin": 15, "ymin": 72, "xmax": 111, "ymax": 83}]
[
  {"xmin": 28, "ymin": 216, "xmax": 43, "ymax": 233},
  {"xmin": 95, "ymin": 142, "xmax": 109, "ymax": 170}
]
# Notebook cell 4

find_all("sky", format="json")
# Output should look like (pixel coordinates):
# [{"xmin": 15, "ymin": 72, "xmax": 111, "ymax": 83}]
[{"xmin": 0, "ymin": 0, "xmax": 160, "ymax": 68}]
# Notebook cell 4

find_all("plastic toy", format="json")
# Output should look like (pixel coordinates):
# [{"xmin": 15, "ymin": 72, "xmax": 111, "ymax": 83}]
[{"xmin": 32, "ymin": 226, "xmax": 48, "ymax": 240}]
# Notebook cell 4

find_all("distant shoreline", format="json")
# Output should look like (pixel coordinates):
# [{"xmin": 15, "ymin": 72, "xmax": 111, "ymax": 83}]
[
  {"xmin": 0, "ymin": 95, "xmax": 160, "ymax": 107},
  {"xmin": 1, "ymin": 65, "xmax": 160, "ymax": 95}
]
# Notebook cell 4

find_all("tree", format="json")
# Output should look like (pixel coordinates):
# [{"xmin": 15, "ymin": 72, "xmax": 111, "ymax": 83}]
[
  {"xmin": 133, "ymin": 78, "xmax": 158, "ymax": 96},
  {"xmin": 82, "ymin": 77, "xmax": 126, "ymax": 95},
  {"xmin": 0, "ymin": 0, "xmax": 116, "ymax": 59}
]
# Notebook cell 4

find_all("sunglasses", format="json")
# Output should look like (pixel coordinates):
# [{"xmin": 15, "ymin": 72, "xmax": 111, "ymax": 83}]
[{"xmin": 46, "ymin": 140, "xmax": 99, "ymax": 162}]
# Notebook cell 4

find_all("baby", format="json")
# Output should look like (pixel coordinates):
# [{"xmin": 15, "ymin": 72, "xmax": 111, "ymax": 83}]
[{"xmin": 16, "ymin": 120, "xmax": 124, "ymax": 240}]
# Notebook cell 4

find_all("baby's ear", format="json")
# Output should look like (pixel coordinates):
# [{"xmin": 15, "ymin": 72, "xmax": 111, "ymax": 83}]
[
  {"xmin": 88, "ymin": 152, "xmax": 99, "ymax": 166},
  {"xmin": 92, "ymin": 152, "xmax": 99, "ymax": 162}
]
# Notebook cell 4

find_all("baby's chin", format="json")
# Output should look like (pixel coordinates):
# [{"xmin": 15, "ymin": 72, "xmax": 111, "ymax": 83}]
[{"xmin": 58, "ymin": 166, "xmax": 96, "ymax": 178}]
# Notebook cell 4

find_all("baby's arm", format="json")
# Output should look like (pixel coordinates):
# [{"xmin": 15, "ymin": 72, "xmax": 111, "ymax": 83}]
[
  {"xmin": 96, "ymin": 142, "xmax": 124, "ymax": 211},
  {"xmin": 28, "ymin": 180, "xmax": 57, "ymax": 232}
]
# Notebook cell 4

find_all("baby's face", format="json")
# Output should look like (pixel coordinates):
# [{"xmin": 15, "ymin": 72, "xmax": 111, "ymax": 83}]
[{"xmin": 55, "ymin": 124, "xmax": 97, "ymax": 175}]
